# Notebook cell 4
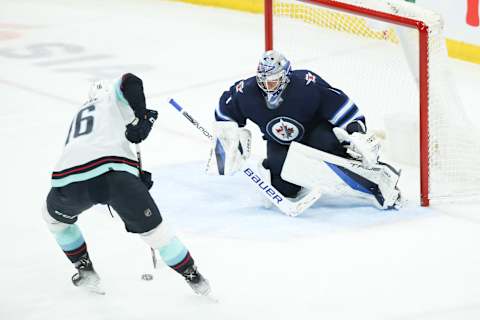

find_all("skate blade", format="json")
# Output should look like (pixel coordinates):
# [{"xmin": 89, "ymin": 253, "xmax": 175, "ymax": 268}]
[
  {"xmin": 199, "ymin": 291, "xmax": 219, "ymax": 303},
  {"xmin": 192, "ymin": 285, "xmax": 218, "ymax": 303},
  {"xmin": 77, "ymin": 284, "xmax": 106, "ymax": 295}
]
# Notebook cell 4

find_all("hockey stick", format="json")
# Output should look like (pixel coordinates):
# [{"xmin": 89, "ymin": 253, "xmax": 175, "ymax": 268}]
[
  {"xmin": 135, "ymin": 144, "xmax": 159, "ymax": 269},
  {"xmin": 167, "ymin": 98, "xmax": 321, "ymax": 217}
]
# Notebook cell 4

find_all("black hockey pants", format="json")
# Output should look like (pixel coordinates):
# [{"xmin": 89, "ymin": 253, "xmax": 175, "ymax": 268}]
[{"xmin": 46, "ymin": 171, "xmax": 162, "ymax": 233}]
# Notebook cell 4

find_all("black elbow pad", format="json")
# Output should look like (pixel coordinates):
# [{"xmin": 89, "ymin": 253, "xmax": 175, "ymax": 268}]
[{"xmin": 120, "ymin": 73, "xmax": 147, "ymax": 117}]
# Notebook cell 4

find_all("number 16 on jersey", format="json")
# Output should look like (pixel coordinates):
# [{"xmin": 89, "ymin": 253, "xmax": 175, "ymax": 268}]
[{"xmin": 65, "ymin": 104, "xmax": 96, "ymax": 145}]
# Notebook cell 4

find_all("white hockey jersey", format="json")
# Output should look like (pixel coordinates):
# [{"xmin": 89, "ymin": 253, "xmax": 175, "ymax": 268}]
[{"xmin": 51, "ymin": 78, "xmax": 139, "ymax": 187}]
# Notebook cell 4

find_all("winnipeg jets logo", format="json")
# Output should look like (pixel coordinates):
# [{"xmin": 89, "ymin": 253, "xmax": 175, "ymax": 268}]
[
  {"xmin": 235, "ymin": 81, "xmax": 244, "ymax": 93},
  {"xmin": 266, "ymin": 117, "xmax": 304, "ymax": 145},
  {"xmin": 305, "ymin": 72, "xmax": 316, "ymax": 85}
]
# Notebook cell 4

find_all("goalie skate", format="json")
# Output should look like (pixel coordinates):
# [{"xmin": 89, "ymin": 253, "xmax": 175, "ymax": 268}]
[
  {"xmin": 372, "ymin": 164, "xmax": 403, "ymax": 210},
  {"xmin": 390, "ymin": 187, "xmax": 405, "ymax": 210}
]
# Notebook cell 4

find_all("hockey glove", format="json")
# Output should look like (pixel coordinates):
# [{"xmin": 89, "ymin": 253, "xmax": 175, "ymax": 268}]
[
  {"xmin": 140, "ymin": 170, "xmax": 153, "ymax": 190},
  {"xmin": 125, "ymin": 109, "xmax": 158, "ymax": 144},
  {"xmin": 333, "ymin": 127, "xmax": 380, "ymax": 169}
]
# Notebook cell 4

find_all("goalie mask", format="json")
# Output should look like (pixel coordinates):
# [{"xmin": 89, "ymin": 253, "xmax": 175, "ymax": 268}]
[{"xmin": 256, "ymin": 50, "xmax": 291, "ymax": 109}]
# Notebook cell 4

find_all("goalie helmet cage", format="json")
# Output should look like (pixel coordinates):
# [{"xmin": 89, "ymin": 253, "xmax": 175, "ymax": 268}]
[{"xmin": 264, "ymin": 0, "xmax": 480, "ymax": 207}]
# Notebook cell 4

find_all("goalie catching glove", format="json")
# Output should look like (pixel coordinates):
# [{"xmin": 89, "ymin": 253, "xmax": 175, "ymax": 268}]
[
  {"xmin": 206, "ymin": 121, "xmax": 251, "ymax": 175},
  {"xmin": 333, "ymin": 126, "xmax": 380, "ymax": 169}
]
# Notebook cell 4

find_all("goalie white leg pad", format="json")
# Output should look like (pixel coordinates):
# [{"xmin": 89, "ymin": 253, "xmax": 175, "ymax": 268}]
[{"xmin": 281, "ymin": 142, "xmax": 401, "ymax": 209}]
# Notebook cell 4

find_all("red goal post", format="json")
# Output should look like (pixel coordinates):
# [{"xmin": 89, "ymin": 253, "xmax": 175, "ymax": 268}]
[{"xmin": 263, "ymin": 0, "xmax": 480, "ymax": 206}]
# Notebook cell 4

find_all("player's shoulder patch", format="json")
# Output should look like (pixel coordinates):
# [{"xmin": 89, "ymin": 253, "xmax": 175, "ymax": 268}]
[
  {"xmin": 235, "ymin": 80, "xmax": 244, "ymax": 93},
  {"xmin": 232, "ymin": 77, "xmax": 257, "ymax": 95},
  {"xmin": 305, "ymin": 72, "xmax": 316, "ymax": 85}
]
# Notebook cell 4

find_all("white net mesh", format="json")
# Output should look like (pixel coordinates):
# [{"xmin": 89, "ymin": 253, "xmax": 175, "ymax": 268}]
[{"xmin": 271, "ymin": 0, "xmax": 480, "ymax": 203}]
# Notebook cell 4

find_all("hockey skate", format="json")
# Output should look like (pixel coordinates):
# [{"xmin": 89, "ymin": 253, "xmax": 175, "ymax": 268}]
[
  {"xmin": 71, "ymin": 257, "xmax": 105, "ymax": 295},
  {"xmin": 182, "ymin": 265, "xmax": 211, "ymax": 296},
  {"xmin": 375, "ymin": 164, "xmax": 404, "ymax": 210},
  {"xmin": 390, "ymin": 187, "xmax": 405, "ymax": 210},
  {"xmin": 364, "ymin": 175, "xmax": 403, "ymax": 210}
]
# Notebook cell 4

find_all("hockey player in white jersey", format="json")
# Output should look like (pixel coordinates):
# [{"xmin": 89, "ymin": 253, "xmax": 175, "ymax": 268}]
[{"xmin": 43, "ymin": 73, "xmax": 210, "ymax": 296}]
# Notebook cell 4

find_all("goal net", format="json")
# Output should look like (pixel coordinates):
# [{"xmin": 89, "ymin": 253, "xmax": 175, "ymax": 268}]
[{"xmin": 265, "ymin": 0, "xmax": 480, "ymax": 206}]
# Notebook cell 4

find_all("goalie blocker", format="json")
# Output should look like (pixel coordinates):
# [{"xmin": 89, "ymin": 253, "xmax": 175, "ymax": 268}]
[
  {"xmin": 205, "ymin": 121, "xmax": 322, "ymax": 216},
  {"xmin": 206, "ymin": 121, "xmax": 252, "ymax": 176}
]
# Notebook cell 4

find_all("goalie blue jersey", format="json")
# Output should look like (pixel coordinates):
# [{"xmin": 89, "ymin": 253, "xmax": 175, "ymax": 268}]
[{"xmin": 215, "ymin": 70, "xmax": 365, "ymax": 145}]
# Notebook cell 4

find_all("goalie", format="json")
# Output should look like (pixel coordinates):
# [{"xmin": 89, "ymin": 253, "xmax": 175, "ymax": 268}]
[{"xmin": 207, "ymin": 50, "xmax": 402, "ymax": 214}]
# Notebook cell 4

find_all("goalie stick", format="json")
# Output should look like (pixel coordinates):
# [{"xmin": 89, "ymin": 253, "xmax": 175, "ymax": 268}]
[{"xmin": 167, "ymin": 98, "xmax": 321, "ymax": 217}]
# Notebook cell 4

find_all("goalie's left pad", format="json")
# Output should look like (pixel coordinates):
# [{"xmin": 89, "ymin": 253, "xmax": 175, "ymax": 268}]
[
  {"xmin": 281, "ymin": 142, "xmax": 402, "ymax": 209},
  {"xmin": 206, "ymin": 121, "xmax": 251, "ymax": 175}
]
